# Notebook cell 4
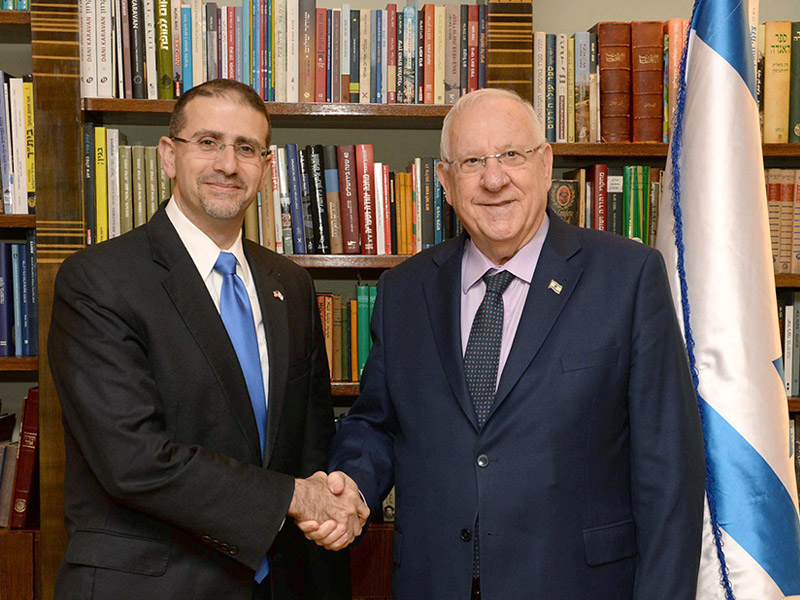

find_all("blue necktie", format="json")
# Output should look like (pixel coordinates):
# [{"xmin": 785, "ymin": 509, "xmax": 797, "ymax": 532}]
[
  {"xmin": 213, "ymin": 251, "xmax": 270, "ymax": 582},
  {"xmin": 463, "ymin": 269, "xmax": 515, "ymax": 581}
]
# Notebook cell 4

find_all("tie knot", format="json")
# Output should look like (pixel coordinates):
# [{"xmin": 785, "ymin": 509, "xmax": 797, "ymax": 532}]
[
  {"xmin": 483, "ymin": 270, "xmax": 514, "ymax": 295},
  {"xmin": 214, "ymin": 252, "xmax": 238, "ymax": 276}
]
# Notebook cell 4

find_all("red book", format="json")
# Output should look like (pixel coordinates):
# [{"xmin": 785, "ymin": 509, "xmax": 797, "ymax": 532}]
[
  {"xmin": 315, "ymin": 9, "xmax": 328, "ymax": 102},
  {"xmin": 387, "ymin": 3, "xmax": 397, "ymax": 104},
  {"xmin": 586, "ymin": 164, "xmax": 608, "ymax": 231},
  {"xmin": 355, "ymin": 144, "xmax": 376, "ymax": 254},
  {"xmin": 423, "ymin": 4, "xmax": 435, "ymax": 104},
  {"xmin": 227, "ymin": 7, "xmax": 236, "ymax": 80},
  {"xmin": 9, "ymin": 387, "xmax": 38, "ymax": 529},
  {"xmin": 630, "ymin": 21, "xmax": 664, "ymax": 142},
  {"xmin": 336, "ymin": 145, "xmax": 361, "ymax": 254},
  {"xmin": 467, "ymin": 5, "xmax": 479, "ymax": 93}
]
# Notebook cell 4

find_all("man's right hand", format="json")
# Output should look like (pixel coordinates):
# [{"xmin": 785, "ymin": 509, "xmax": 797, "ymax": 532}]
[{"xmin": 288, "ymin": 471, "xmax": 369, "ymax": 550}]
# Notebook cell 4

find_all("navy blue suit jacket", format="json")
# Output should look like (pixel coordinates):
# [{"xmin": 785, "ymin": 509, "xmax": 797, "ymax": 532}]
[{"xmin": 331, "ymin": 214, "xmax": 705, "ymax": 599}]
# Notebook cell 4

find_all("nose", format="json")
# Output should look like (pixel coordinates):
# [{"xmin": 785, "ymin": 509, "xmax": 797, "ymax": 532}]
[
  {"xmin": 481, "ymin": 156, "xmax": 509, "ymax": 192},
  {"xmin": 212, "ymin": 143, "xmax": 238, "ymax": 174}
]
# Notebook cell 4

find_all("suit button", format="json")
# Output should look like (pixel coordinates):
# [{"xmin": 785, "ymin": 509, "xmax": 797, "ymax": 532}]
[
  {"xmin": 201, "ymin": 535, "xmax": 212, "ymax": 545},
  {"xmin": 477, "ymin": 454, "xmax": 489, "ymax": 468},
  {"xmin": 211, "ymin": 538, "xmax": 220, "ymax": 547},
  {"xmin": 229, "ymin": 546, "xmax": 239, "ymax": 555},
  {"xmin": 219, "ymin": 542, "xmax": 230, "ymax": 552},
  {"xmin": 461, "ymin": 528, "xmax": 472, "ymax": 542}
]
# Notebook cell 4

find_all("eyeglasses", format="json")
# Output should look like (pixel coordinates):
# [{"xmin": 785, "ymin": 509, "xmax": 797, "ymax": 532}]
[
  {"xmin": 171, "ymin": 136, "xmax": 270, "ymax": 164},
  {"xmin": 446, "ymin": 144, "xmax": 545, "ymax": 175}
]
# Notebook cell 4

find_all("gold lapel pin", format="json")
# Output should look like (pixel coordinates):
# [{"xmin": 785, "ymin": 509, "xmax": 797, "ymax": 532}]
[
  {"xmin": 273, "ymin": 290, "xmax": 284, "ymax": 301},
  {"xmin": 548, "ymin": 280, "xmax": 563, "ymax": 295}
]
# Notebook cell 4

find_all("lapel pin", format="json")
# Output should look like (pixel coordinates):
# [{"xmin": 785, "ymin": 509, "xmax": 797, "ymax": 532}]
[
  {"xmin": 273, "ymin": 290, "xmax": 284, "ymax": 301},
  {"xmin": 548, "ymin": 280, "xmax": 563, "ymax": 295}
]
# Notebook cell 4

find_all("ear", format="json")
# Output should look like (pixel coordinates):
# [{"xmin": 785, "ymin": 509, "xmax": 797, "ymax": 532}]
[
  {"xmin": 436, "ymin": 160, "xmax": 454, "ymax": 207},
  {"xmin": 158, "ymin": 136, "xmax": 177, "ymax": 179},
  {"xmin": 259, "ymin": 151, "xmax": 273, "ymax": 189},
  {"xmin": 540, "ymin": 143, "xmax": 554, "ymax": 191}
]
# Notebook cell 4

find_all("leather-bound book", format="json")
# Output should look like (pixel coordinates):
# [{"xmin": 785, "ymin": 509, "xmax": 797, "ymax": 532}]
[
  {"xmin": 631, "ymin": 21, "xmax": 664, "ymax": 142},
  {"xmin": 589, "ymin": 21, "xmax": 632, "ymax": 142}
]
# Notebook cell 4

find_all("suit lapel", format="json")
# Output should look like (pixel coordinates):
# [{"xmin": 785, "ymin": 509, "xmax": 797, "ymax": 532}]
[
  {"xmin": 244, "ymin": 243, "xmax": 288, "ymax": 467},
  {"xmin": 490, "ymin": 215, "xmax": 583, "ymax": 421},
  {"xmin": 422, "ymin": 235, "xmax": 479, "ymax": 431},
  {"xmin": 148, "ymin": 208, "xmax": 264, "ymax": 465}
]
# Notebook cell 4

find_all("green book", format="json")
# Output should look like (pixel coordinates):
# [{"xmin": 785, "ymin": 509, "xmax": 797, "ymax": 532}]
[
  {"xmin": 368, "ymin": 285, "xmax": 377, "ymax": 351},
  {"xmin": 131, "ymin": 146, "xmax": 147, "ymax": 228},
  {"xmin": 357, "ymin": 285, "xmax": 370, "ymax": 378},
  {"xmin": 119, "ymin": 145, "xmax": 133, "ymax": 234},
  {"xmin": 624, "ymin": 166, "xmax": 649, "ymax": 244},
  {"xmin": 156, "ymin": 0, "xmax": 174, "ymax": 99},
  {"xmin": 144, "ymin": 146, "xmax": 159, "ymax": 220},
  {"xmin": 789, "ymin": 22, "xmax": 800, "ymax": 143},
  {"xmin": 156, "ymin": 147, "xmax": 171, "ymax": 203}
]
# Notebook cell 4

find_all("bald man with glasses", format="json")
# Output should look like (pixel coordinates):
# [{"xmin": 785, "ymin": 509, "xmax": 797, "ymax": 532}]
[
  {"xmin": 48, "ymin": 79, "xmax": 365, "ymax": 600},
  {"xmin": 315, "ymin": 88, "xmax": 705, "ymax": 600}
]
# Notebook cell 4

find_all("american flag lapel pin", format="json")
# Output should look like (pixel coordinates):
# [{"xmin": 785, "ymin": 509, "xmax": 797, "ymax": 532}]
[
  {"xmin": 273, "ymin": 290, "xmax": 284, "ymax": 301},
  {"xmin": 548, "ymin": 280, "xmax": 563, "ymax": 295}
]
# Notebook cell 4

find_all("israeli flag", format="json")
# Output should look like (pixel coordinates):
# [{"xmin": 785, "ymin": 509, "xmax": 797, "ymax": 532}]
[{"xmin": 656, "ymin": 0, "xmax": 800, "ymax": 598}]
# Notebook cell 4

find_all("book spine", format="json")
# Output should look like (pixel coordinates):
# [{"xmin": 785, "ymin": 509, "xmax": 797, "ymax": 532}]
[
  {"xmin": 764, "ymin": 21, "xmax": 791, "ymax": 143},
  {"xmin": 592, "ymin": 21, "xmax": 632, "ymax": 142},
  {"xmin": 349, "ymin": 298, "xmax": 358, "ymax": 380},
  {"xmin": 276, "ymin": 146, "xmax": 293, "ymax": 253},
  {"xmin": 545, "ymin": 33, "xmax": 555, "ymax": 142},
  {"xmin": 285, "ymin": 144, "xmax": 306, "ymax": 254},
  {"xmin": 298, "ymin": 148, "xmax": 315, "ymax": 252},
  {"xmin": 434, "ymin": 5, "xmax": 445, "ymax": 104},
  {"xmin": 170, "ymin": 0, "xmax": 182, "ymax": 95},
  {"xmin": 532, "ymin": 31, "xmax": 546, "ymax": 131},
  {"xmin": 403, "ymin": 7, "xmax": 415, "ymax": 104},
  {"xmin": 106, "ymin": 128, "xmax": 121, "ymax": 239},
  {"xmin": 156, "ymin": 0, "xmax": 174, "ymax": 98},
  {"xmin": 264, "ymin": 145, "xmax": 279, "ymax": 252},
  {"xmin": 349, "ymin": 9, "xmax": 360, "ymax": 102},
  {"xmin": 356, "ymin": 285, "xmax": 369, "ymax": 377},
  {"xmin": 181, "ymin": 8, "xmax": 193, "ymax": 91},
  {"xmin": 0, "ymin": 244, "xmax": 12, "ymax": 356},
  {"xmin": 387, "ymin": 3, "xmax": 397, "ymax": 104},
  {"xmin": 308, "ymin": 145, "xmax": 330, "ymax": 253},
  {"xmin": 25, "ymin": 231, "xmax": 37, "ymax": 356},
  {"xmin": 467, "ymin": 5, "xmax": 478, "ymax": 93},
  {"xmin": 9, "ymin": 388, "xmax": 38, "ymax": 528},
  {"xmin": 79, "ymin": 0, "xmax": 98, "ymax": 97},
  {"xmin": 336, "ymin": 145, "xmax": 360, "ymax": 254},
  {"xmin": 95, "ymin": 0, "xmax": 113, "ymax": 97},
  {"xmin": 373, "ymin": 162, "xmax": 385, "ymax": 254},
  {"xmin": 322, "ymin": 145, "xmax": 343, "ymax": 254},
  {"xmin": 555, "ymin": 33, "xmax": 567, "ymax": 143},
  {"xmin": 10, "ymin": 244, "xmax": 21, "ymax": 357},
  {"xmin": 8, "ymin": 78, "xmax": 27, "ymax": 214},
  {"xmin": 286, "ymin": 0, "xmax": 299, "ymax": 101},
  {"xmin": 355, "ymin": 144, "xmax": 376, "ymax": 254},
  {"xmin": 0, "ymin": 73, "xmax": 10, "ymax": 213},
  {"xmin": 298, "ymin": 0, "xmax": 315, "ymax": 101},
  {"xmin": 144, "ymin": 146, "xmax": 158, "ymax": 219},
  {"xmin": 119, "ymin": 145, "xmax": 133, "ymax": 234},
  {"xmin": 94, "ymin": 126, "xmax": 109, "ymax": 243},
  {"xmin": 422, "ymin": 5, "xmax": 434, "ymax": 104},
  {"xmin": 331, "ymin": 9, "xmax": 340, "ymax": 102},
  {"xmin": 341, "ymin": 4, "xmax": 350, "ymax": 102},
  {"xmin": 420, "ymin": 157, "xmax": 434, "ymax": 249},
  {"xmin": 131, "ymin": 146, "xmax": 146, "ymax": 227},
  {"xmin": 631, "ymin": 21, "xmax": 664, "ymax": 143},
  {"xmin": 790, "ymin": 23, "xmax": 800, "ymax": 143},
  {"xmin": 142, "ymin": 0, "xmax": 158, "ymax": 98},
  {"xmin": 315, "ymin": 8, "xmax": 327, "ymax": 102}
]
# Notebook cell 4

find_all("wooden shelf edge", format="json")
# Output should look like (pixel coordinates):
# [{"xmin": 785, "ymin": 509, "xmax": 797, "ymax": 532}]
[
  {"xmin": 0, "ymin": 10, "xmax": 30, "ymax": 25},
  {"xmin": 0, "ymin": 214, "xmax": 35, "ymax": 228},
  {"xmin": 288, "ymin": 255, "xmax": 409, "ymax": 269},
  {"xmin": 775, "ymin": 274, "xmax": 800, "ymax": 288},
  {"xmin": 0, "ymin": 357, "xmax": 38, "ymax": 372},
  {"xmin": 332, "ymin": 382, "xmax": 359, "ymax": 396},
  {"xmin": 789, "ymin": 398, "xmax": 800, "ymax": 412}
]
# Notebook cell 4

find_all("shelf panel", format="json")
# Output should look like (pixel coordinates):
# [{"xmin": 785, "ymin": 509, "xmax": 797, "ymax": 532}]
[
  {"xmin": 288, "ymin": 254, "xmax": 409, "ymax": 269},
  {"xmin": 790, "ymin": 398, "xmax": 800, "ymax": 412},
  {"xmin": 0, "ymin": 357, "xmax": 37, "ymax": 372},
  {"xmin": 332, "ymin": 382, "xmax": 359, "ymax": 396},
  {"xmin": 776, "ymin": 274, "xmax": 800, "ymax": 288},
  {"xmin": 0, "ymin": 10, "xmax": 30, "ymax": 42},
  {"xmin": 0, "ymin": 214, "xmax": 35, "ymax": 229}
]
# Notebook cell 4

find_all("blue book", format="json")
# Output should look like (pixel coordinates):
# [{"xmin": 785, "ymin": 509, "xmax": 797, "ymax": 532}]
[
  {"xmin": 545, "ymin": 33, "xmax": 556, "ymax": 142},
  {"xmin": 25, "ymin": 232, "xmax": 36, "ymax": 356},
  {"xmin": 326, "ymin": 9, "xmax": 332, "ymax": 103},
  {"xmin": 181, "ymin": 8, "xmax": 193, "ymax": 91},
  {"xmin": 242, "ymin": 0, "xmax": 251, "ymax": 87},
  {"xmin": 235, "ymin": 7, "xmax": 243, "ymax": 83},
  {"xmin": 10, "ymin": 244, "xmax": 21, "ymax": 357},
  {"xmin": 16, "ymin": 0, "xmax": 28, "ymax": 11},
  {"xmin": 478, "ymin": 4, "xmax": 486, "ymax": 90},
  {"xmin": 251, "ymin": 0, "xmax": 261, "ymax": 96},
  {"xmin": 284, "ymin": 144, "xmax": 306, "ymax": 254},
  {"xmin": 433, "ymin": 159, "xmax": 442, "ymax": 245},
  {"xmin": 17, "ymin": 242, "xmax": 28, "ymax": 356},
  {"xmin": 0, "ymin": 244, "xmax": 13, "ymax": 357},
  {"xmin": 264, "ymin": 0, "xmax": 272, "ymax": 100},
  {"xmin": 1, "ymin": 0, "xmax": 13, "ymax": 11}
]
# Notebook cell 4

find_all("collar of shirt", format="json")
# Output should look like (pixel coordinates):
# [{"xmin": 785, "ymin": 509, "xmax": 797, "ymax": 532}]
[
  {"xmin": 461, "ymin": 213, "xmax": 550, "ymax": 293},
  {"xmin": 165, "ymin": 198, "xmax": 252, "ymax": 286}
]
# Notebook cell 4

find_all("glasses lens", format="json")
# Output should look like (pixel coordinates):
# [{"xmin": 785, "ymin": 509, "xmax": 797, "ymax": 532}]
[{"xmin": 502, "ymin": 150, "xmax": 527, "ymax": 168}]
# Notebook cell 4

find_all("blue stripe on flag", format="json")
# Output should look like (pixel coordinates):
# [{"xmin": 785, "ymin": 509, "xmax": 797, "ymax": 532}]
[
  {"xmin": 773, "ymin": 357, "xmax": 784, "ymax": 385},
  {"xmin": 692, "ymin": 0, "xmax": 755, "ymax": 99},
  {"xmin": 702, "ymin": 398, "xmax": 800, "ymax": 594}
]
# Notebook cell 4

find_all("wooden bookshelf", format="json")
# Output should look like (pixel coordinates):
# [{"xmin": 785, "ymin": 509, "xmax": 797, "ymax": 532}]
[
  {"xmin": 790, "ymin": 398, "xmax": 800, "ymax": 412},
  {"xmin": 332, "ymin": 382, "xmax": 360, "ymax": 396},
  {"xmin": 0, "ymin": 10, "xmax": 31, "ymax": 43},
  {"xmin": 0, "ymin": 357, "xmax": 38, "ymax": 372},
  {"xmin": 288, "ymin": 255, "xmax": 408, "ymax": 269},
  {"xmin": 0, "ymin": 214, "xmax": 35, "ymax": 229},
  {"xmin": 0, "ymin": 529, "xmax": 37, "ymax": 600},
  {"xmin": 776, "ymin": 273, "xmax": 800, "ymax": 288}
]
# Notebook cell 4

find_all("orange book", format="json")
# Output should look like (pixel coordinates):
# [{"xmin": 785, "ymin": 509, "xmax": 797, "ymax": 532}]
[
  {"xmin": 349, "ymin": 299, "xmax": 359, "ymax": 381},
  {"xmin": 663, "ymin": 18, "xmax": 686, "ymax": 140}
]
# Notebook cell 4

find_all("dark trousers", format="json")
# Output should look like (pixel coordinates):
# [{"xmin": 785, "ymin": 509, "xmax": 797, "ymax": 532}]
[
  {"xmin": 252, "ymin": 576, "xmax": 272, "ymax": 600},
  {"xmin": 472, "ymin": 577, "xmax": 480, "ymax": 599}
]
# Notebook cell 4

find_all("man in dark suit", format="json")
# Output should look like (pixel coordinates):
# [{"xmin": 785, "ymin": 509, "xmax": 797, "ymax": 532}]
[
  {"xmin": 48, "ymin": 79, "xmax": 366, "ymax": 600},
  {"xmin": 310, "ymin": 88, "xmax": 705, "ymax": 599}
]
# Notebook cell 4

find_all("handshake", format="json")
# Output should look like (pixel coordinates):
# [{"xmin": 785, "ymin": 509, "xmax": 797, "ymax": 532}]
[{"xmin": 288, "ymin": 471, "xmax": 370, "ymax": 551}]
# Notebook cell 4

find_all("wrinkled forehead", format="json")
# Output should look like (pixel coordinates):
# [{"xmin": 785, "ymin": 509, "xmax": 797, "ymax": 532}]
[{"xmin": 448, "ymin": 99, "xmax": 540, "ymax": 154}]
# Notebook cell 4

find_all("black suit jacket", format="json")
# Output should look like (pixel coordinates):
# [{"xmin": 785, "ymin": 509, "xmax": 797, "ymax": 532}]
[{"xmin": 48, "ymin": 206, "xmax": 349, "ymax": 599}]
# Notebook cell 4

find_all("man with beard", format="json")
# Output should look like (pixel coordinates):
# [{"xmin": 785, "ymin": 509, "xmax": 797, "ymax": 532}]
[{"xmin": 48, "ymin": 79, "xmax": 367, "ymax": 600}]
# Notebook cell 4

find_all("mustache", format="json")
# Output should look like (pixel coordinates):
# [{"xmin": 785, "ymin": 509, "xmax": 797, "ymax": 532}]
[{"xmin": 198, "ymin": 175, "xmax": 245, "ymax": 188}]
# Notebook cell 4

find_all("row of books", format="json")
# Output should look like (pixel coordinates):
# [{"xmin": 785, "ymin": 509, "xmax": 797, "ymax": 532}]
[
  {"xmin": 0, "ymin": 387, "xmax": 39, "ymax": 530},
  {"xmin": 0, "ymin": 0, "xmax": 27, "ymax": 9},
  {"xmin": 79, "ymin": 0, "xmax": 495, "ymax": 104},
  {"xmin": 531, "ymin": 20, "xmax": 688, "ymax": 144},
  {"xmin": 758, "ymin": 21, "xmax": 800, "ymax": 144},
  {"xmin": 548, "ymin": 165, "xmax": 663, "ymax": 247},
  {"xmin": 0, "ymin": 238, "xmax": 38, "ymax": 358},
  {"xmin": 0, "ymin": 72, "xmax": 36, "ymax": 215},
  {"xmin": 767, "ymin": 168, "xmax": 800, "ymax": 274},
  {"xmin": 317, "ymin": 285, "xmax": 375, "ymax": 382},
  {"xmin": 792, "ymin": 417, "xmax": 800, "ymax": 504}
]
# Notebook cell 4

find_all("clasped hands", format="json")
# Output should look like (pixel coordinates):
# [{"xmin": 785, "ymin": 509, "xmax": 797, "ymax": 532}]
[{"xmin": 288, "ymin": 471, "xmax": 369, "ymax": 551}]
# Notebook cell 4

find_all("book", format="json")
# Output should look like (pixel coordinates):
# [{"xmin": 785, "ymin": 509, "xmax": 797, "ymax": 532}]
[
  {"xmin": 9, "ymin": 77, "xmax": 27, "ymax": 214},
  {"xmin": 83, "ymin": 122, "xmax": 96, "ymax": 244},
  {"xmin": 547, "ymin": 179, "xmax": 580, "ymax": 226},
  {"xmin": 590, "ymin": 21, "xmax": 632, "ymax": 142},
  {"xmin": 763, "ymin": 21, "xmax": 791, "ymax": 144},
  {"xmin": 22, "ymin": 78, "xmax": 35, "ymax": 213},
  {"xmin": 144, "ymin": 146, "xmax": 158, "ymax": 219},
  {"xmin": 355, "ymin": 144, "xmax": 376, "ymax": 254},
  {"xmin": 118, "ymin": 145, "xmax": 133, "ymax": 234},
  {"xmin": 155, "ymin": 0, "xmax": 173, "ymax": 99},
  {"xmin": 349, "ymin": 9, "xmax": 360, "ymax": 102},
  {"xmin": 349, "ymin": 298, "xmax": 358, "ymax": 380},
  {"xmin": 545, "ymin": 33, "xmax": 556, "ymax": 142},
  {"xmin": 0, "ymin": 441, "xmax": 17, "ymax": 527},
  {"xmin": 131, "ymin": 145, "xmax": 146, "ymax": 228},
  {"xmin": 94, "ymin": 126, "xmax": 108, "ymax": 242},
  {"xmin": 299, "ymin": 0, "xmax": 316, "ymax": 102},
  {"xmin": 106, "ymin": 128, "xmax": 122, "ymax": 239},
  {"xmin": 322, "ymin": 145, "xmax": 343, "ymax": 254},
  {"xmin": 532, "ymin": 31, "xmax": 546, "ymax": 130},
  {"xmin": 631, "ymin": 21, "xmax": 664, "ymax": 142},
  {"xmin": 0, "ymin": 243, "xmax": 13, "ymax": 356},
  {"xmin": 9, "ymin": 387, "xmax": 38, "ymax": 528},
  {"xmin": 444, "ymin": 4, "xmax": 459, "ymax": 104},
  {"xmin": 332, "ymin": 294, "xmax": 342, "ymax": 380},
  {"xmin": 285, "ymin": 144, "xmax": 307, "ymax": 254},
  {"xmin": 276, "ymin": 147, "xmax": 294, "ymax": 253},
  {"xmin": 298, "ymin": 148, "xmax": 315, "ymax": 253},
  {"xmin": 307, "ymin": 145, "xmax": 330, "ymax": 254},
  {"xmin": 25, "ymin": 231, "xmax": 37, "ymax": 357},
  {"xmin": 586, "ymin": 164, "xmax": 608, "ymax": 231},
  {"xmin": 573, "ymin": 33, "xmax": 591, "ymax": 143},
  {"xmin": 789, "ymin": 22, "xmax": 800, "ymax": 143},
  {"xmin": 357, "ymin": 284, "xmax": 370, "ymax": 376}
]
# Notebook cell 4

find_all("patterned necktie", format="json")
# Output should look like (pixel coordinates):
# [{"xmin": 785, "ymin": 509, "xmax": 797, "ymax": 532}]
[
  {"xmin": 213, "ymin": 252, "xmax": 270, "ymax": 583},
  {"xmin": 463, "ymin": 269, "xmax": 514, "ymax": 582},
  {"xmin": 464, "ymin": 269, "xmax": 515, "ymax": 428}
]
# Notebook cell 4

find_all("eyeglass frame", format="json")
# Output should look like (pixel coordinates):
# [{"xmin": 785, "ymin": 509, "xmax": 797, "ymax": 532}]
[
  {"xmin": 170, "ymin": 136, "xmax": 271, "ymax": 163},
  {"xmin": 445, "ymin": 143, "xmax": 547, "ymax": 175}
]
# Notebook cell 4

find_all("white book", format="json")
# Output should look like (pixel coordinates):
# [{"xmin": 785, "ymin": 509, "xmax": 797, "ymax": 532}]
[
  {"xmin": 277, "ymin": 147, "xmax": 293, "ymax": 253},
  {"xmin": 414, "ymin": 157, "xmax": 422, "ymax": 254},
  {"xmin": 106, "ymin": 128, "xmax": 121, "ymax": 238},
  {"xmin": 95, "ymin": 0, "xmax": 114, "ymax": 97},
  {"xmin": 191, "ymin": 0, "xmax": 203, "ymax": 86},
  {"xmin": 269, "ymin": 145, "xmax": 283, "ymax": 253},
  {"xmin": 374, "ymin": 162, "xmax": 385, "ymax": 254},
  {"xmin": 381, "ymin": 9, "xmax": 388, "ymax": 104},
  {"xmin": 113, "ymin": 0, "xmax": 125, "ymax": 98},
  {"xmin": 8, "ymin": 79, "xmax": 27, "ymax": 215},
  {"xmin": 0, "ymin": 77, "xmax": 12, "ymax": 214},
  {"xmin": 201, "ymin": 6, "xmax": 207, "ymax": 84},
  {"xmin": 786, "ymin": 303, "xmax": 795, "ymax": 395},
  {"xmin": 143, "ymin": 0, "xmax": 158, "ymax": 98},
  {"xmin": 171, "ymin": 0, "xmax": 182, "ymax": 94},
  {"xmin": 79, "ymin": 0, "xmax": 98, "ymax": 97},
  {"xmin": 274, "ymin": 0, "xmax": 287, "ymax": 102},
  {"xmin": 220, "ymin": 9, "xmax": 228, "ymax": 80},
  {"xmin": 341, "ymin": 4, "xmax": 350, "ymax": 82},
  {"xmin": 555, "ymin": 33, "xmax": 567, "ymax": 143},
  {"xmin": 433, "ymin": 5, "xmax": 444, "ymax": 104},
  {"xmin": 359, "ymin": 9, "xmax": 370, "ymax": 103},
  {"xmin": 533, "ymin": 32, "xmax": 546, "ymax": 129},
  {"xmin": 286, "ymin": 0, "xmax": 299, "ymax": 102},
  {"xmin": 791, "ymin": 170, "xmax": 800, "ymax": 274}
]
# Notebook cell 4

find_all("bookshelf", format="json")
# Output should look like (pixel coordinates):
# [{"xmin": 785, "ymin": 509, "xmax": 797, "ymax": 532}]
[{"xmin": 15, "ymin": 0, "xmax": 800, "ymax": 599}]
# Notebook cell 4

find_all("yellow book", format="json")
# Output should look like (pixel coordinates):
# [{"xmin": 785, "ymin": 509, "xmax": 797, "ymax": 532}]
[
  {"xmin": 94, "ymin": 126, "xmax": 108, "ymax": 243},
  {"xmin": 763, "ymin": 21, "xmax": 792, "ymax": 143},
  {"xmin": 23, "ymin": 80, "xmax": 35, "ymax": 213},
  {"xmin": 243, "ymin": 196, "xmax": 259, "ymax": 243}
]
